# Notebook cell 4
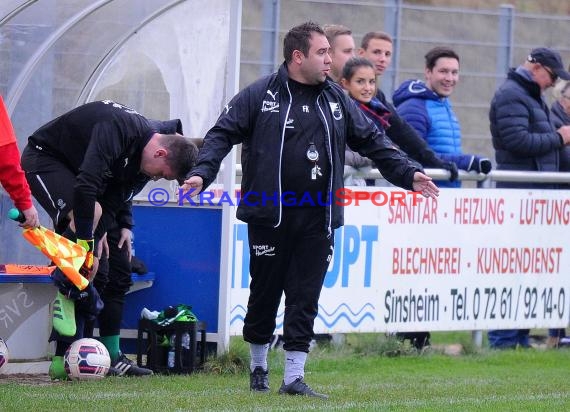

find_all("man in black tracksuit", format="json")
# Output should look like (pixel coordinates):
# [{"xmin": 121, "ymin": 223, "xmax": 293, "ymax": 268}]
[
  {"xmin": 21, "ymin": 100, "xmax": 198, "ymax": 378},
  {"xmin": 184, "ymin": 22, "xmax": 439, "ymax": 398}
]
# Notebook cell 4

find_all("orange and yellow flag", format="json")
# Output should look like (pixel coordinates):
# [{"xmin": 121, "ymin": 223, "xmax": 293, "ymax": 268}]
[{"xmin": 21, "ymin": 226, "xmax": 89, "ymax": 290}]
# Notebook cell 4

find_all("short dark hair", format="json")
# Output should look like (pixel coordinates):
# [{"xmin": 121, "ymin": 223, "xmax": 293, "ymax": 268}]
[
  {"xmin": 341, "ymin": 56, "xmax": 374, "ymax": 81},
  {"xmin": 360, "ymin": 31, "xmax": 393, "ymax": 50},
  {"xmin": 323, "ymin": 24, "xmax": 352, "ymax": 46},
  {"xmin": 283, "ymin": 21, "xmax": 325, "ymax": 63},
  {"xmin": 424, "ymin": 46, "xmax": 459, "ymax": 70},
  {"xmin": 159, "ymin": 134, "xmax": 199, "ymax": 184}
]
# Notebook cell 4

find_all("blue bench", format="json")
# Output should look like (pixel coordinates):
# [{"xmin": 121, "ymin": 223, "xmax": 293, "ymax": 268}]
[
  {"xmin": 0, "ymin": 270, "xmax": 155, "ymax": 291},
  {"xmin": 0, "ymin": 268, "xmax": 155, "ymax": 360}
]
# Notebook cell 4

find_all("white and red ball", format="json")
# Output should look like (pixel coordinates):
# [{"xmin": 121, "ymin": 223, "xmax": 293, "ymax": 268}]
[
  {"xmin": 64, "ymin": 338, "xmax": 110, "ymax": 380},
  {"xmin": 0, "ymin": 338, "xmax": 8, "ymax": 372}
]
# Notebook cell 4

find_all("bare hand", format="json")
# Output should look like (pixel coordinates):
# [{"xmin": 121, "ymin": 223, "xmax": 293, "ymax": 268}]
[
  {"xmin": 20, "ymin": 205, "xmax": 40, "ymax": 228},
  {"xmin": 412, "ymin": 172, "xmax": 439, "ymax": 199},
  {"xmin": 558, "ymin": 125, "xmax": 570, "ymax": 145},
  {"xmin": 97, "ymin": 233, "xmax": 109, "ymax": 260},
  {"xmin": 118, "ymin": 228, "xmax": 133, "ymax": 262},
  {"xmin": 181, "ymin": 175, "xmax": 204, "ymax": 196},
  {"xmin": 91, "ymin": 256, "xmax": 100, "ymax": 280}
]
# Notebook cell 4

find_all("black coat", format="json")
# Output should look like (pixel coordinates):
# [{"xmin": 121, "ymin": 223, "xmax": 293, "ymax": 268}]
[
  {"xmin": 489, "ymin": 68, "xmax": 562, "ymax": 188},
  {"xmin": 190, "ymin": 63, "xmax": 420, "ymax": 232},
  {"xmin": 550, "ymin": 101, "xmax": 570, "ymax": 173}
]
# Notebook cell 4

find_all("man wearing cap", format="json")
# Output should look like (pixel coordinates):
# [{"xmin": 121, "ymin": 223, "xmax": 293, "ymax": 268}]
[{"xmin": 488, "ymin": 47, "xmax": 570, "ymax": 349}]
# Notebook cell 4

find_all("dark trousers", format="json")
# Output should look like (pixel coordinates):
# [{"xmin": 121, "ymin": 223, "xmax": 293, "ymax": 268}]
[
  {"xmin": 488, "ymin": 329, "xmax": 530, "ymax": 349},
  {"xmin": 243, "ymin": 207, "xmax": 333, "ymax": 353},
  {"xmin": 23, "ymin": 145, "xmax": 131, "ymax": 343},
  {"xmin": 86, "ymin": 225, "xmax": 133, "ymax": 337}
]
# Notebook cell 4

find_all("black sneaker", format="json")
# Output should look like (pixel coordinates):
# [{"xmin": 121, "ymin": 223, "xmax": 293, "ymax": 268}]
[
  {"xmin": 108, "ymin": 352, "xmax": 153, "ymax": 377},
  {"xmin": 249, "ymin": 366, "xmax": 269, "ymax": 392},
  {"xmin": 278, "ymin": 377, "xmax": 328, "ymax": 399}
]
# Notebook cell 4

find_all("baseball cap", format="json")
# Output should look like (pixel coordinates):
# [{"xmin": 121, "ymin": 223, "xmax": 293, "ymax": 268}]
[{"xmin": 527, "ymin": 47, "xmax": 570, "ymax": 80}]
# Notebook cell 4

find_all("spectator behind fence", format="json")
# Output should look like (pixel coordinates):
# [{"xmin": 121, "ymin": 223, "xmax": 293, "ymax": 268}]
[
  {"xmin": 489, "ymin": 48, "xmax": 570, "ymax": 349},
  {"xmin": 548, "ymin": 77, "xmax": 570, "ymax": 347},
  {"xmin": 393, "ymin": 46, "xmax": 491, "ymax": 187},
  {"xmin": 357, "ymin": 32, "xmax": 458, "ymax": 185},
  {"xmin": 340, "ymin": 57, "xmax": 412, "ymax": 186},
  {"xmin": 323, "ymin": 24, "xmax": 372, "ymax": 186},
  {"xmin": 323, "ymin": 24, "xmax": 355, "ymax": 84}
]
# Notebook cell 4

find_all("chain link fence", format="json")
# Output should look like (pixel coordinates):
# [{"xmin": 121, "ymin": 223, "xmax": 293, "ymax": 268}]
[{"xmin": 241, "ymin": 0, "xmax": 570, "ymax": 160}]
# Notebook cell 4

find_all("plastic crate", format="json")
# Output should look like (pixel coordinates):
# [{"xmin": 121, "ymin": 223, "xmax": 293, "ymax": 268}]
[{"xmin": 136, "ymin": 318, "xmax": 207, "ymax": 374}]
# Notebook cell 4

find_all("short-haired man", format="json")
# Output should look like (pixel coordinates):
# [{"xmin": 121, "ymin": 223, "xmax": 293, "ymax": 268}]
[
  {"xmin": 323, "ymin": 24, "xmax": 355, "ymax": 82},
  {"xmin": 21, "ymin": 100, "xmax": 198, "ymax": 378},
  {"xmin": 355, "ymin": 31, "xmax": 458, "ymax": 184},
  {"xmin": 393, "ymin": 46, "xmax": 492, "ymax": 187},
  {"xmin": 358, "ymin": 31, "xmax": 394, "ymax": 78},
  {"xmin": 488, "ymin": 47, "xmax": 570, "ymax": 349},
  {"xmin": 184, "ymin": 21, "xmax": 438, "ymax": 398}
]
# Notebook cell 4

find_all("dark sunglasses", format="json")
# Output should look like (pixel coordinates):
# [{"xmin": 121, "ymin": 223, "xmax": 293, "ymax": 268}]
[{"xmin": 542, "ymin": 65, "xmax": 558, "ymax": 82}]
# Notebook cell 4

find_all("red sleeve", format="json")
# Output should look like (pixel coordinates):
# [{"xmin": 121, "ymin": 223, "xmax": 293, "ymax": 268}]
[
  {"xmin": 0, "ymin": 141, "xmax": 33, "ymax": 210},
  {"xmin": 0, "ymin": 95, "xmax": 16, "ymax": 146}
]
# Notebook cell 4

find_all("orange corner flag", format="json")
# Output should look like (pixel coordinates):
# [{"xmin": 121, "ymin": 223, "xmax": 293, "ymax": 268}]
[{"xmin": 21, "ymin": 227, "xmax": 89, "ymax": 290}]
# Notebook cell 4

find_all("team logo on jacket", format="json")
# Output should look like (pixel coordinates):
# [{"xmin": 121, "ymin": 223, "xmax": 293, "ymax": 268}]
[
  {"xmin": 329, "ymin": 102, "xmax": 342, "ymax": 120},
  {"xmin": 261, "ymin": 89, "xmax": 279, "ymax": 113}
]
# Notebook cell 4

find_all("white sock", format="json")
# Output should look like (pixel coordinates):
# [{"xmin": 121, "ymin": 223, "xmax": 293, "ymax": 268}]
[
  {"xmin": 249, "ymin": 343, "xmax": 269, "ymax": 372},
  {"xmin": 283, "ymin": 350, "xmax": 307, "ymax": 385}
]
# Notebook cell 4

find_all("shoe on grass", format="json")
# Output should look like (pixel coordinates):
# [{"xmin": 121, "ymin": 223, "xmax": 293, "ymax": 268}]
[
  {"xmin": 52, "ymin": 291, "xmax": 76, "ymax": 337},
  {"xmin": 107, "ymin": 352, "xmax": 153, "ymax": 376},
  {"xmin": 278, "ymin": 377, "xmax": 328, "ymax": 399},
  {"xmin": 249, "ymin": 366, "xmax": 269, "ymax": 392},
  {"xmin": 49, "ymin": 355, "xmax": 69, "ymax": 380}
]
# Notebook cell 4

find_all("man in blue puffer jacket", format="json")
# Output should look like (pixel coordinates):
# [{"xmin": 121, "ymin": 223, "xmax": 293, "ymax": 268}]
[
  {"xmin": 488, "ymin": 47, "xmax": 570, "ymax": 349},
  {"xmin": 393, "ymin": 46, "xmax": 492, "ymax": 187}
]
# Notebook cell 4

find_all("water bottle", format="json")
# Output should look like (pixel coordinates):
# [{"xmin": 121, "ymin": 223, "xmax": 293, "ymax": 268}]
[
  {"xmin": 181, "ymin": 332, "xmax": 190, "ymax": 350},
  {"xmin": 181, "ymin": 332, "xmax": 190, "ymax": 367},
  {"xmin": 167, "ymin": 333, "xmax": 176, "ymax": 369}
]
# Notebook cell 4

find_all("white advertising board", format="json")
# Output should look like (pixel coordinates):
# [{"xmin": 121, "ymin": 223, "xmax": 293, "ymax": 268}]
[{"xmin": 229, "ymin": 188, "xmax": 570, "ymax": 334}]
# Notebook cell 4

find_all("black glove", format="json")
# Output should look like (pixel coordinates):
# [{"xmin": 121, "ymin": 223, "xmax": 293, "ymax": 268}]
[
  {"xmin": 441, "ymin": 161, "xmax": 459, "ymax": 181},
  {"xmin": 468, "ymin": 156, "xmax": 492, "ymax": 174},
  {"xmin": 50, "ymin": 268, "xmax": 89, "ymax": 300}
]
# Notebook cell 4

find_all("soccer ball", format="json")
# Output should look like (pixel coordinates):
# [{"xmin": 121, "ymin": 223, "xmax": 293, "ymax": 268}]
[
  {"xmin": 0, "ymin": 338, "xmax": 8, "ymax": 372},
  {"xmin": 64, "ymin": 338, "xmax": 110, "ymax": 380}
]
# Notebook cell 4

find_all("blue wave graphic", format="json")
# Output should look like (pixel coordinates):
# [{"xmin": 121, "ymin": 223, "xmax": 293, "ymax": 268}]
[
  {"xmin": 230, "ymin": 302, "xmax": 374, "ymax": 329},
  {"xmin": 316, "ymin": 312, "xmax": 374, "ymax": 328},
  {"xmin": 318, "ymin": 302, "xmax": 375, "ymax": 317},
  {"xmin": 230, "ymin": 304, "xmax": 247, "ymax": 315}
]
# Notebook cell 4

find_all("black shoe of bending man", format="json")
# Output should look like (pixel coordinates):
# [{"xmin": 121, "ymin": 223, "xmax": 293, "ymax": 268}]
[
  {"xmin": 107, "ymin": 352, "xmax": 153, "ymax": 377},
  {"xmin": 250, "ymin": 366, "xmax": 270, "ymax": 392},
  {"xmin": 278, "ymin": 377, "xmax": 328, "ymax": 399}
]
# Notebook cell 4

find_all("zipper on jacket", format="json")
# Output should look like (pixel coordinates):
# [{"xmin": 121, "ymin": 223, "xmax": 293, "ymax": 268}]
[
  {"xmin": 316, "ymin": 94, "xmax": 333, "ymax": 237},
  {"xmin": 274, "ymin": 81, "xmax": 293, "ymax": 228}
]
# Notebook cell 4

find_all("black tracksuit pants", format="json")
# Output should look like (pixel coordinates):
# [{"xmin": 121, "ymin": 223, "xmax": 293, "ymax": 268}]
[{"xmin": 243, "ymin": 207, "xmax": 334, "ymax": 353}]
